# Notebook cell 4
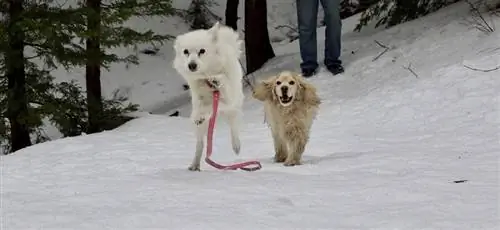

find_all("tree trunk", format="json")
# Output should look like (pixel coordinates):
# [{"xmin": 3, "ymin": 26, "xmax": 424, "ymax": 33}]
[
  {"xmin": 225, "ymin": 0, "xmax": 239, "ymax": 30},
  {"xmin": 6, "ymin": 0, "xmax": 32, "ymax": 153},
  {"xmin": 85, "ymin": 0, "xmax": 103, "ymax": 134},
  {"xmin": 244, "ymin": 0, "xmax": 275, "ymax": 74}
]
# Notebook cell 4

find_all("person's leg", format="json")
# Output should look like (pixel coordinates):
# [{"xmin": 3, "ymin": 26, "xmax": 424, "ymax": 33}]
[
  {"xmin": 320, "ymin": 0, "xmax": 344, "ymax": 75},
  {"xmin": 296, "ymin": 0, "xmax": 319, "ymax": 77}
]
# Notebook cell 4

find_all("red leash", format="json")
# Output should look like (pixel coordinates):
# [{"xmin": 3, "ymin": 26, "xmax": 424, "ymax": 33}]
[{"xmin": 205, "ymin": 90, "xmax": 262, "ymax": 171}]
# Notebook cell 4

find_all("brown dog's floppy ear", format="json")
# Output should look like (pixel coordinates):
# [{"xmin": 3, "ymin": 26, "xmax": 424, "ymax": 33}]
[
  {"xmin": 296, "ymin": 74, "xmax": 321, "ymax": 107},
  {"xmin": 252, "ymin": 76, "xmax": 275, "ymax": 102}
]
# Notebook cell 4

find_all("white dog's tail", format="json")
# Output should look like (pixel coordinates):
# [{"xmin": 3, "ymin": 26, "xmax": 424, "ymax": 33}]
[{"xmin": 208, "ymin": 22, "xmax": 243, "ymax": 60}]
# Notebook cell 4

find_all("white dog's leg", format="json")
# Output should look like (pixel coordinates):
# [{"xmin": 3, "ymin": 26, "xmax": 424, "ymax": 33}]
[
  {"xmin": 190, "ymin": 95, "xmax": 212, "ymax": 126},
  {"xmin": 224, "ymin": 110, "xmax": 242, "ymax": 155},
  {"xmin": 188, "ymin": 121, "xmax": 209, "ymax": 171},
  {"xmin": 188, "ymin": 93, "xmax": 213, "ymax": 171}
]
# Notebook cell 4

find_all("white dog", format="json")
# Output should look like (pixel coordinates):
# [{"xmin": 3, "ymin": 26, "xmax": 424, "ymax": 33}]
[{"xmin": 173, "ymin": 22, "xmax": 245, "ymax": 171}]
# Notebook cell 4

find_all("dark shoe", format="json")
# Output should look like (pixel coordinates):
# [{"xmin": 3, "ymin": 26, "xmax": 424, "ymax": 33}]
[
  {"xmin": 301, "ymin": 68, "xmax": 317, "ymax": 78},
  {"xmin": 326, "ymin": 64, "xmax": 344, "ymax": 75}
]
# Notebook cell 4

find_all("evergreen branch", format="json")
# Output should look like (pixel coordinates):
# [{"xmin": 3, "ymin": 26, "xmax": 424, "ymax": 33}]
[
  {"xmin": 102, "ymin": 0, "xmax": 175, "ymax": 18},
  {"xmin": 101, "ymin": 26, "xmax": 173, "ymax": 48}
]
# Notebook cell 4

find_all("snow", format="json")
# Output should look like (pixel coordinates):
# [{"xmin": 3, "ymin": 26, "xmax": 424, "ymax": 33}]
[{"xmin": 2, "ymin": 1, "xmax": 500, "ymax": 229}]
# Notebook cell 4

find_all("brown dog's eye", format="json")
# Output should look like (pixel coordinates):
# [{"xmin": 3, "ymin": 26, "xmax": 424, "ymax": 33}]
[
  {"xmin": 276, "ymin": 81, "xmax": 281, "ymax": 85},
  {"xmin": 289, "ymin": 81, "xmax": 295, "ymax": 85}
]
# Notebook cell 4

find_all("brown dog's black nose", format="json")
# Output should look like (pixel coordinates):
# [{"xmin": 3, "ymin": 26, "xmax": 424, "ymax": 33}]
[{"xmin": 281, "ymin": 86, "xmax": 288, "ymax": 93}]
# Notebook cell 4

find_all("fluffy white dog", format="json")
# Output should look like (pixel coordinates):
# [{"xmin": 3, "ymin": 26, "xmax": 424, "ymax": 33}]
[{"xmin": 172, "ymin": 22, "xmax": 245, "ymax": 171}]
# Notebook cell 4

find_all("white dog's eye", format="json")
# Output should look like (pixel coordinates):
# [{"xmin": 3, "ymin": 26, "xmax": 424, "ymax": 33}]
[
  {"xmin": 183, "ymin": 49, "xmax": 189, "ymax": 55},
  {"xmin": 198, "ymin": 49, "xmax": 206, "ymax": 55},
  {"xmin": 289, "ymin": 81, "xmax": 295, "ymax": 85},
  {"xmin": 276, "ymin": 81, "xmax": 281, "ymax": 85}
]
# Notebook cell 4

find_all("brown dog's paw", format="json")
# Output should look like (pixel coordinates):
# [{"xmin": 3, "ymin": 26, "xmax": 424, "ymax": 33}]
[
  {"xmin": 274, "ymin": 154, "xmax": 287, "ymax": 163},
  {"xmin": 283, "ymin": 159, "xmax": 301, "ymax": 166}
]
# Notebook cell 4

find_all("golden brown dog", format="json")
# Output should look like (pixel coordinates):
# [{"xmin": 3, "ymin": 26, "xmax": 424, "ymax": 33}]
[{"xmin": 252, "ymin": 71, "xmax": 320, "ymax": 166}]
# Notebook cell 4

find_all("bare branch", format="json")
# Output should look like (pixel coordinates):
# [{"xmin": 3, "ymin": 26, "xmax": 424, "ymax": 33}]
[
  {"xmin": 374, "ymin": 40, "xmax": 389, "ymax": 49},
  {"xmin": 275, "ymin": 25, "xmax": 298, "ymax": 33},
  {"xmin": 463, "ymin": 64, "xmax": 500, "ymax": 72},
  {"xmin": 463, "ymin": 0, "xmax": 495, "ymax": 33},
  {"xmin": 403, "ymin": 63, "xmax": 419, "ymax": 78},
  {"xmin": 237, "ymin": 59, "xmax": 255, "ymax": 92},
  {"xmin": 372, "ymin": 40, "xmax": 389, "ymax": 61},
  {"xmin": 243, "ymin": 75, "xmax": 254, "ymax": 91}
]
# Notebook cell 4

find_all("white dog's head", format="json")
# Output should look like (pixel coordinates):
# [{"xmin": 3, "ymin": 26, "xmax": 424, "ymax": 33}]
[{"xmin": 172, "ymin": 22, "xmax": 227, "ymax": 79}]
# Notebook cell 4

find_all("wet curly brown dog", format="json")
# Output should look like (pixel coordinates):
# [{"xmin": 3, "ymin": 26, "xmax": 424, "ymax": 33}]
[{"xmin": 252, "ymin": 71, "xmax": 320, "ymax": 166}]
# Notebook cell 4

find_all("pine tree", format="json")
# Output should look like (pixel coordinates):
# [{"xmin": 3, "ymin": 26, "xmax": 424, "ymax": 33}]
[
  {"xmin": 4, "ymin": 0, "xmax": 32, "ymax": 152},
  {"xmin": 0, "ymin": 0, "xmax": 175, "ymax": 153},
  {"xmin": 78, "ymin": 0, "xmax": 175, "ymax": 133},
  {"xmin": 0, "ymin": 1, "xmax": 89, "ymax": 153}
]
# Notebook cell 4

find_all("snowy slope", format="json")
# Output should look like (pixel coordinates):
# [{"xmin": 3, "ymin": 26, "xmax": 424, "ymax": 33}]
[{"xmin": 2, "ymin": 1, "xmax": 499, "ymax": 229}]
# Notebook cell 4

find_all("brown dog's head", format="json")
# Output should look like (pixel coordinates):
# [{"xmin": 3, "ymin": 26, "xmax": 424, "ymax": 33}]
[
  {"xmin": 273, "ymin": 71, "xmax": 299, "ymax": 106},
  {"xmin": 252, "ymin": 71, "xmax": 320, "ymax": 107}
]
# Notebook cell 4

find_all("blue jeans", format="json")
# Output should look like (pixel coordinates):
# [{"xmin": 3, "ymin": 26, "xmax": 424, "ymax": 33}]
[{"xmin": 296, "ymin": 0, "xmax": 342, "ymax": 71}]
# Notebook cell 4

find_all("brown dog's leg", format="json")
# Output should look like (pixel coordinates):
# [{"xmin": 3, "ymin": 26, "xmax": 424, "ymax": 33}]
[
  {"xmin": 272, "ymin": 132, "xmax": 287, "ymax": 163},
  {"xmin": 283, "ymin": 125, "xmax": 308, "ymax": 166},
  {"xmin": 284, "ymin": 139, "xmax": 306, "ymax": 166}
]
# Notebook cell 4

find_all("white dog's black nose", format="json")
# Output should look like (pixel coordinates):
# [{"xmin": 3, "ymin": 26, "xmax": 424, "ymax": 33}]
[{"xmin": 188, "ymin": 62, "xmax": 197, "ymax": 71}]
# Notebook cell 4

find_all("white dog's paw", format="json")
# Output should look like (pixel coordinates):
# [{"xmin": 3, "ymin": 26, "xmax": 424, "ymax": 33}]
[
  {"xmin": 191, "ymin": 112, "xmax": 211, "ymax": 126},
  {"xmin": 232, "ymin": 141, "xmax": 240, "ymax": 155},
  {"xmin": 206, "ymin": 75, "xmax": 224, "ymax": 89},
  {"xmin": 206, "ymin": 79, "xmax": 222, "ymax": 89},
  {"xmin": 188, "ymin": 164, "xmax": 201, "ymax": 171},
  {"xmin": 231, "ymin": 137, "xmax": 241, "ymax": 155},
  {"xmin": 194, "ymin": 117, "xmax": 205, "ymax": 125}
]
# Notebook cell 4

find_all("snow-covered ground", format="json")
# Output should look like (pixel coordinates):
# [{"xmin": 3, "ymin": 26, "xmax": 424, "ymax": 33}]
[{"xmin": 2, "ymin": 1, "xmax": 500, "ymax": 229}]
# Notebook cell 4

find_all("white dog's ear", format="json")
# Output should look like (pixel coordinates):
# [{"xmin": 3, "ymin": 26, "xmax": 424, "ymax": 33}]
[
  {"xmin": 208, "ymin": 21, "xmax": 221, "ymax": 42},
  {"xmin": 210, "ymin": 21, "xmax": 221, "ymax": 31}
]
